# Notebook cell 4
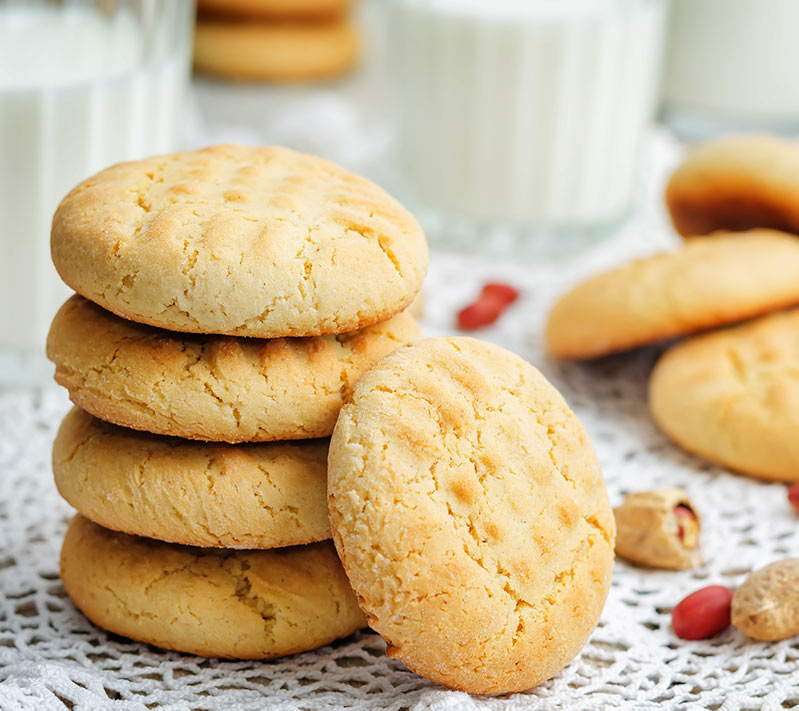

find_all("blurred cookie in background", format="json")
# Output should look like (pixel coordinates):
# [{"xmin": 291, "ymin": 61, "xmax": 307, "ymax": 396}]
[
  {"xmin": 198, "ymin": 0, "xmax": 356, "ymax": 21},
  {"xmin": 194, "ymin": 0, "xmax": 360, "ymax": 83},
  {"xmin": 194, "ymin": 17, "xmax": 359, "ymax": 82}
]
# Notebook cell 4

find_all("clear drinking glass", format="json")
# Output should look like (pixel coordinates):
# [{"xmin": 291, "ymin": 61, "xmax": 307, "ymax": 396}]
[
  {"xmin": 662, "ymin": 0, "xmax": 799, "ymax": 140},
  {"xmin": 0, "ymin": 0, "xmax": 194, "ymax": 389},
  {"xmin": 387, "ymin": 0, "xmax": 669, "ymax": 258}
]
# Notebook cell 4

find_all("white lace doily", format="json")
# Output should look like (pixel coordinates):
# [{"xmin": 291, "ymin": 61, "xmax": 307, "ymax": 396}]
[
  {"xmin": 3, "ymin": 49, "xmax": 799, "ymax": 706},
  {"xmin": 3, "ymin": 226, "xmax": 799, "ymax": 709}
]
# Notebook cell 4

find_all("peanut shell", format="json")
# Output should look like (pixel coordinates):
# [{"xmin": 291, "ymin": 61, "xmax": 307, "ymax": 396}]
[
  {"xmin": 613, "ymin": 488, "xmax": 701, "ymax": 570},
  {"xmin": 731, "ymin": 558, "xmax": 799, "ymax": 641}
]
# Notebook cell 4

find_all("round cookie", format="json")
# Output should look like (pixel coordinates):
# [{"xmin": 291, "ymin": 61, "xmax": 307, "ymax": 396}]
[
  {"xmin": 666, "ymin": 134, "xmax": 799, "ymax": 238},
  {"xmin": 46, "ymin": 295, "xmax": 420, "ymax": 442},
  {"xmin": 649, "ymin": 308, "xmax": 799, "ymax": 482},
  {"xmin": 197, "ymin": 0, "xmax": 356, "ymax": 20},
  {"xmin": 53, "ymin": 407, "xmax": 331, "ymax": 548},
  {"xmin": 194, "ymin": 19, "xmax": 359, "ymax": 83},
  {"xmin": 546, "ymin": 230, "xmax": 799, "ymax": 360},
  {"xmin": 327, "ymin": 337, "xmax": 615, "ymax": 694},
  {"xmin": 60, "ymin": 515, "xmax": 366, "ymax": 658},
  {"xmin": 51, "ymin": 144, "xmax": 427, "ymax": 338}
]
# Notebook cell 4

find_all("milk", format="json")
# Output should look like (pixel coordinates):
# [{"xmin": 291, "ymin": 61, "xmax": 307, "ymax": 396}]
[
  {"xmin": 388, "ymin": 0, "xmax": 668, "ymax": 249},
  {"xmin": 0, "ymin": 2, "xmax": 192, "ymax": 386},
  {"xmin": 662, "ymin": 0, "xmax": 799, "ymax": 136}
]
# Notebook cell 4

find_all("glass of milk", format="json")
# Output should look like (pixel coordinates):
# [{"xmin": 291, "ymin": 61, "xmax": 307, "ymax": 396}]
[
  {"xmin": 0, "ymin": 0, "xmax": 194, "ymax": 388},
  {"xmin": 387, "ymin": 0, "xmax": 668, "ymax": 257},
  {"xmin": 662, "ymin": 0, "xmax": 799, "ymax": 139}
]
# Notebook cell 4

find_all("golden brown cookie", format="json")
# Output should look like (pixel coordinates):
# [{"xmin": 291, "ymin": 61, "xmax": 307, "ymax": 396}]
[
  {"xmin": 197, "ymin": 0, "xmax": 356, "ymax": 20},
  {"xmin": 649, "ymin": 308, "xmax": 799, "ymax": 482},
  {"xmin": 666, "ymin": 134, "xmax": 799, "ymax": 238},
  {"xmin": 194, "ymin": 19, "xmax": 359, "ymax": 82},
  {"xmin": 546, "ymin": 230, "xmax": 799, "ymax": 360},
  {"xmin": 327, "ymin": 337, "xmax": 615, "ymax": 694},
  {"xmin": 60, "ymin": 515, "xmax": 366, "ymax": 658},
  {"xmin": 51, "ymin": 145, "xmax": 427, "ymax": 338},
  {"xmin": 46, "ymin": 295, "xmax": 419, "ymax": 442},
  {"xmin": 53, "ymin": 407, "xmax": 330, "ymax": 548}
]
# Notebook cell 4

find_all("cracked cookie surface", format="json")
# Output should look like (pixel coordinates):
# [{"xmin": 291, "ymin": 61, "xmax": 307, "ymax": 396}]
[
  {"xmin": 60, "ymin": 515, "xmax": 366, "ymax": 658},
  {"xmin": 546, "ymin": 230, "xmax": 799, "ymax": 360},
  {"xmin": 327, "ymin": 337, "xmax": 615, "ymax": 694},
  {"xmin": 54, "ymin": 407, "xmax": 331, "ymax": 548},
  {"xmin": 51, "ymin": 144, "xmax": 427, "ymax": 337},
  {"xmin": 47, "ymin": 296, "xmax": 420, "ymax": 442},
  {"xmin": 650, "ymin": 308, "xmax": 799, "ymax": 482}
]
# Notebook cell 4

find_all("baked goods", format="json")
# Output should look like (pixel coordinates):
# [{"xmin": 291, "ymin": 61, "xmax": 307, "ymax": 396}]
[
  {"xmin": 666, "ymin": 134, "xmax": 799, "ymax": 238},
  {"xmin": 328, "ymin": 337, "xmax": 615, "ymax": 694},
  {"xmin": 197, "ymin": 0, "xmax": 355, "ymax": 20},
  {"xmin": 51, "ymin": 145, "xmax": 427, "ymax": 338},
  {"xmin": 47, "ymin": 295, "xmax": 419, "ymax": 442},
  {"xmin": 53, "ymin": 408, "xmax": 331, "ymax": 548},
  {"xmin": 60, "ymin": 515, "xmax": 366, "ymax": 658},
  {"xmin": 47, "ymin": 141, "xmax": 429, "ymax": 662},
  {"xmin": 194, "ymin": 19, "xmax": 359, "ymax": 82},
  {"xmin": 546, "ymin": 230, "xmax": 799, "ymax": 360},
  {"xmin": 649, "ymin": 308, "xmax": 799, "ymax": 482}
]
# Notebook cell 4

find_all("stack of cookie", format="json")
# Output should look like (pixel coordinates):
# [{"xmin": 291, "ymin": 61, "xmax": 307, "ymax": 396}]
[
  {"xmin": 545, "ymin": 134, "xmax": 799, "ymax": 486},
  {"xmin": 194, "ymin": 0, "xmax": 360, "ymax": 82},
  {"xmin": 46, "ymin": 144, "xmax": 427, "ymax": 658}
]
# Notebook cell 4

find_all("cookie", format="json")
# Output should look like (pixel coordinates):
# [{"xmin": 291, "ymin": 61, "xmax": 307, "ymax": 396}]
[
  {"xmin": 197, "ymin": 0, "xmax": 355, "ymax": 20},
  {"xmin": 51, "ymin": 144, "xmax": 426, "ymax": 337},
  {"xmin": 47, "ymin": 295, "xmax": 419, "ymax": 442},
  {"xmin": 546, "ymin": 230, "xmax": 799, "ymax": 360},
  {"xmin": 666, "ymin": 134, "xmax": 799, "ymax": 238},
  {"xmin": 61, "ymin": 515, "xmax": 366, "ymax": 658},
  {"xmin": 327, "ymin": 337, "xmax": 615, "ymax": 694},
  {"xmin": 649, "ymin": 308, "xmax": 799, "ymax": 482},
  {"xmin": 53, "ymin": 407, "xmax": 330, "ymax": 548},
  {"xmin": 194, "ymin": 19, "xmax": 359, "ymax": 82}
]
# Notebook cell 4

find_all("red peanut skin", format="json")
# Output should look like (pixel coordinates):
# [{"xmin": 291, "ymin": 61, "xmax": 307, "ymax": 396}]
[
  {"xmin": 457, "ymin": 299, "xmax": 503, "ymax": 330},
  {"xmin": 672, "ymin": 586, "xmax": 734, "ymax": 640},
  {"xmin": 457, "ymin": 283, "xmax": 519, "ymax": 330},
  {"xmin": 789, "ymin": 483, "xmax": 799, "ymax": 514},
  {"xmin": 482, "ymin": 283, "xmax": 519, "ymax": 306}
]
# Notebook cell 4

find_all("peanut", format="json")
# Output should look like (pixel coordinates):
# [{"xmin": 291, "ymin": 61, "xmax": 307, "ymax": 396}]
[
  {"xmin": 613, "ymin": 488, "xmax": 701, "ymax": 570},
  {"xmin": 788, "ymin": 483, "xmax": 799, "ymax": 514},
  {"xmin": 672, "ymin": 585, "xmax": 734, "ymax": 640},
  {"xmin": 731, "ymin": 558, "xmax": 799, "ymax": 641},
  {"xmin": 457, "ymin": 282, "xmax": 519, "ymax": 330}
]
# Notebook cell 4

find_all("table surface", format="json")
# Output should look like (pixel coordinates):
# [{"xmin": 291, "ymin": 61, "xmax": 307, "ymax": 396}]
[{"xmin": 2, "ymin": 35, "xmax": 799, "ymax": 709}]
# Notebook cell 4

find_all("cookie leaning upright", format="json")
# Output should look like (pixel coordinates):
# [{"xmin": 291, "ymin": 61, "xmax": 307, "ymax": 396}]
[
  {"xmin": 327, "ymin": 337, "xmax": 615, "ymax": 694},
  {"xmin": 51, "ymin": 145, "xmax": 427, "ymax": 337}
]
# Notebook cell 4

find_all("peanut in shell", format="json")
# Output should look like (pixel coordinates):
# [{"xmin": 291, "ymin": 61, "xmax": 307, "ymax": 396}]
[{"xmin": 613, "ymin": 488, "xmax": 701, "ymax": 570}]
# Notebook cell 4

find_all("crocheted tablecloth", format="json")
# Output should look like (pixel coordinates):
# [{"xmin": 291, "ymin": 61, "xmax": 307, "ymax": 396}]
[
  {"xmin": 2, "ymin": 216, "xmax": 799, "ymax": 709},
  {"xmin": 2, "ymin": 42, "xmax": 799, "ymax": 705}
]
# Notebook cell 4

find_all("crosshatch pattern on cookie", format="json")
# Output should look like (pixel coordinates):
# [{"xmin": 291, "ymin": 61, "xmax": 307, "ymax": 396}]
[{"xmin": 51, "ymin": 145, "xmax": 427, "ymax": 338}]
